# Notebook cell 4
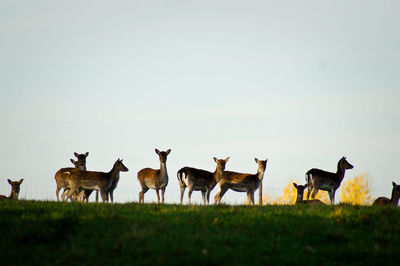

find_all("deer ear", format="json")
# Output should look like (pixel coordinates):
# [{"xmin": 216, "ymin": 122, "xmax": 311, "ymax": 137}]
[
  {"xmin": 8, "ymin": 179, "xmax": 12, "ymax": 185},
  {"xmin": 85, "ymin": 152, "xmax": 89, "ymax": 157},
  {"xmin": 166, "ymin": 149, "xmax": 171, "ymax": 154},
  {"xmin": 19, "ymin": 179, "xmax": 23, "ymax": 184},
  {"xmin": 74, "ymin": 152, "xmax": 79, "ymax": 158},
  {"xmin": 393, "ymin": 182, "xmax": 397, "ymax": 187},
  {"xmin": 70, "ymin": 159, "xmax": 76, "ymax": 164},
  {"xmin": 255, "ymin": 158, "xmax": 259, "ymax": 163},
  {"xmin": 293, "ymin": 183, "xmax": 297, "ymax": 188},
  {"xmin": 213, "ymin": 157, "xmax": 218, "ymax": 163},
  {"xmin": 155, "ymin": 149, "xmax": 160, "ymax": 155},
  {"xmin": 225, "ymin": 157, "xmax": 230, "ymax": 162}
]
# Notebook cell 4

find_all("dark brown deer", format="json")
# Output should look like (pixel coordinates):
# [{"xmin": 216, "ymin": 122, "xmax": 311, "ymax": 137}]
[
  {"xmin": 372, "ymin": 182, "xmax": 400, "ymax": 206},
  {"xmin": 137, "ymin": 149, "xmax": 171, "ymax": 204},
  {"xmin": 293, "ymin": 183, "xmax": 324, "ymax": 205},
  {"xmin": 306, "ymin": 156, "xmax": 353, "ymax": 204},
  {"xmin": 55, "ymin": 152, "xmax": 88, "ymax": 201},
  {"xmin": 214, "ymin": 158, "xmax": 268, "ymax": 205},
  {"xmin": 0, "ymin": 179, "xmax": 24, "ymax": 200},
  {"xmin": 177, "ymin": 157, "xmax": 230, "ymax": 205},
  {"xmin": 66, "ymin": 159, "xmax": 128, "ymax": 202}
]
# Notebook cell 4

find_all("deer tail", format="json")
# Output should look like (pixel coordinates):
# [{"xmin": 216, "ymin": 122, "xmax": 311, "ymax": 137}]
[{"xmin": 177, "ymin": 169, "xmax": 184, "ymax": 185}]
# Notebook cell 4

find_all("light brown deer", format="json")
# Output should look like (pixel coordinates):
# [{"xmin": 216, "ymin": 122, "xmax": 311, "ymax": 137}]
[
  {"xmin": 55, "ymin": 152, "xmax": 88, "ymax": 201},
  {"xmin": 66, "ymin": 158, "xmax": 128, "ymax": 202},
  {"xmin": 177, "ymin": 157, "xmax": 230, "ymax": 205},
  {"xmin": 305, "ymin": 156, "xmax": 353, "ymax": 204},
  {"xmin": 214, "ymin": 158, "xmax": 268, "ymax": 205},
  {"xmin": 293, "ymin": 183, "xmax": 324, "ymax": 205},
  {"xmin": 0, "ymin": 179, "xmax": 24, "ymax": 200},
  {"xmin": 137, "ymin": 149, "xmax": 171, "ymax": 204},
  {"xmin": 372, "ymin": 182, "xmax": 400, "ymax": 206}
]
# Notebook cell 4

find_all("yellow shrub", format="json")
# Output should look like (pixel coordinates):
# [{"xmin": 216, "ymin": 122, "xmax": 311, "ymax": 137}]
[{"xmin": 339, "ymin": 173, "xmax": 372, "ymax": 205}]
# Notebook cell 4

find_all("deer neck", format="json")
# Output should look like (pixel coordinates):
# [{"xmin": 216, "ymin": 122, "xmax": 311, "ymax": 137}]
[
  {"xmin": 257, "ymin": 168, "xmax": 266, "ymax": 181},
  {"xmin": 109, "ymin": 166, "xmax": 121, "ymax": 182},
  {"xmin": 295, "ymin": 192, "xmax": 304, "ymax": 204},
  {"xmin": 391, "ymin": 190, "xmax": 400, "ymax": 206},
  {"xmin": 9, "ymin": 190, "xmax": 19, "ymax": 199},
  {"xmin": 159, "ymin": 161, "xmax": 168, "ymax": 181},
  {"xmin": 336, "ymin": 165, "xmax": 346, "ymax": 182},
  {"xmin": 213, "ymin": 167, "xmax": 224, "ymax": 184}
]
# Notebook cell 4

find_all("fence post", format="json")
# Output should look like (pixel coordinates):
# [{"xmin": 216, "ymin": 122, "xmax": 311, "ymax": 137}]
[{"xmin": 259, "ymin": 180, "xmax": 263, "ymax": 205}]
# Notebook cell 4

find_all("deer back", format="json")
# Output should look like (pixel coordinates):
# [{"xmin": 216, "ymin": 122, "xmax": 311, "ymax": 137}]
[
  {"xmin": 178, "ymin": 167, "xmax": 214, "ymax": 189},
  {"xmin": 306, "ymin": 168, "xmax": 341, "ymax": 190},
  {"xmin": 69, "ymin": 169, "xmax": 111, "ymax": 191},
  {"xmin": 137, "ymin": 168, "xmax": 165, "ymax": 189},
  {"xmin": 219, "ymin": 171, "xmax": 258, "ymax": 192},
  {"xmin": 372, "ymin": 197, "xmax": 391, "ymax": 206}
]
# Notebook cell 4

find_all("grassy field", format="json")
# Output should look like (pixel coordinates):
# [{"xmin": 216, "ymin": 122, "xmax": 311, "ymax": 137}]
[{"xmin": 1, "ymin": 201, "xmax": 400, "ymax": 265}]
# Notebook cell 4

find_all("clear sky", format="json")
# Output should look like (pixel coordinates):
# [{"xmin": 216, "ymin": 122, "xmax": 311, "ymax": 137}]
[{"xmin": 1, "ymin": 0, "xmax": 399, "ymax": 204}]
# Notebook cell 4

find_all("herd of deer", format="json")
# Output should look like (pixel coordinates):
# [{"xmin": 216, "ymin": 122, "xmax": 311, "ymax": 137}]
[{"xmin": 1, "ymin": 149, "xmax": 400, "ymax": 206}]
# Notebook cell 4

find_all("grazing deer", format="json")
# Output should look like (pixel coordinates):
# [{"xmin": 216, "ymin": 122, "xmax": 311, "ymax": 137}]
[
  {"xmin": 214, "ymin": 158, "xmax": 268, "ymax": 205},
  {"xmin": 306, "ymin": 156, "xmax": 353, "ymax": 204},
  {"xmin": 137, "ymin": 149, "xmax": 171, "ymax": 204},
  {"xmin": 55, "ymin": 152, "xmax": 89, "ymax": 201},
  {"xmin": 372, "ymin": 182, "xmax": 400, "ymax": 206},
  {"xmin": 293, "ymin": 183, "xmax": 324, "ymax": 205},
  {"xmin": 66, "ymin": 158, "xmax": 128, "ymax": 202},
  {"xmin": 0, "ymin": 179, "xmax": 24, "ymax": 200},
  {"xmin": 177, "ymin": 157, "xmax": 230, "ymax": 205}
]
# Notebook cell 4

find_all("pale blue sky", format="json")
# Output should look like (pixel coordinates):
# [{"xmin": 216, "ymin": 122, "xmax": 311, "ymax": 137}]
[{"xmin": 1, "ymin": 0, "xmax": 399, "ymax": 204}]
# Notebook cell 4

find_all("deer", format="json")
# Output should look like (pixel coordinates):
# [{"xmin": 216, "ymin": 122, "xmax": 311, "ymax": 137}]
[
  {"xmin": 177, "ymin": 157, "xmax": 230, "ymax": 205},
  {"xmin": 137, "ymin": 149, "xmax": 171, "ymax": 204},
  {"xmin": 0, "ymin": 179, "xmax": 24, "ymax": 200},
  {"xmin": 293, "ymin": 183, "xmax": 324, "ymax": 205},
  {"xmin": 372, "ymin": 181, "xmax": 400, "ymax": 206},
  {"xmin": 55, "ymin": 152, "xmax": 89, "ymax": 201},
  {"xmin": 306, "ymin": 156, "xmax": 353, "ymax": 205},
  {"xmin": 214, "ymin": 158, "xmax": 268, "ymax": 205},
  {"xmin": 66, "ymin": 158, "xmax": 128, "ymax": 202}
]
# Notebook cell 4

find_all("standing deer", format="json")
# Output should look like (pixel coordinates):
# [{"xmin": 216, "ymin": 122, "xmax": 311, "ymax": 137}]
[
  {"xmin": 137, "ymin": 149, "xmax": 171, "ymax": 204},
  {"xmin": 306, "ymin": 156, "xmax": 353, "ymax": 204},
  {"xmin": 293, "ymin": 183, "xmax": 324, "ymax": 205},
  {"xmin": 177, "ymin": 157, "xmax": 230, "ymax": 205},
  {"xmin": 372, "ymin": 182, "xmax": 400, "ymax": 206},
  {"xmin": 55, "ymin": 152, "xmax": 88, "ymax": 201},
  {"xmin": 66, "ymin": 158, "xmax": 128, "ymax": 202},
  {"xmin": 0, "ymin": 179, "xmax": 24, "ymax": 200},
  {"xmin": 214, "ymin": 158, "xmax": 268, "ymax": 205}
]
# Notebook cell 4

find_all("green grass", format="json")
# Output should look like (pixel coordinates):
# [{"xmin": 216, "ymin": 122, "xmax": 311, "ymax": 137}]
[{"xmin": 1, "ymin": 201, "xmax": 400, "ymax": 265}]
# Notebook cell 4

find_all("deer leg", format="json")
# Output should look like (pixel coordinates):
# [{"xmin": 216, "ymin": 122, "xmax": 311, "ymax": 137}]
[
  {"xmin": 215, "ymin": 185, "xmax": 228, "ymax": 204},
  {"xmin": 66, "ymin": 187, "xmax": 77, "ymax": 202},
  {"xmin": 56, "ymin": 187, "xmax": 61, "ymax": 201},
  {"xmin": 61, "ymin": 188, "xmax": 69, "ymax": 201},
  {"xmin": 201, "ymin": 190, "xmax": 206, "ymax": 205},
  {"xmin": 250, "ymin": 192, "xmax": 255, "ymax": 205},
  {"xmin": 206, "ymin": 189, "xmax": 211, "ymax": 205},
  {"xmin": 83, "ymin": 189, "xmax": 93, "ymax": 203},
  {"xmin": 139, "ymin": 187, "xmax": 149, "ymax": 204},
  {"xmin": 100, "ymin": 189, "xmax": 108, "ymax": 202},
  {"xmin": 109, "ymin": 190, "xmax": 114, "ymax": 203},
  {"xmin": 155, "ymin": 189, "xmax": 160, "ymax": 204},
  {"xmin": 306, "ymin": 185, "xmax": 313, "ymax": 200},
  {"xmin": 161, "ymin": 188, "xmax": 166, "ymax": 203},
  {"xmin": 328, "ymin": 189, "xmax": 335, "ymax": 204},
  {"xmin": 188, "ymin": 188, "xmax": 193, "ymax": 205},
  {"xmin": 179, "ymin": 186, "xmax": 186, "ymax": 204},
  {"xmin": 311, "ymin": 188, "xmax": 319, "ymax": 200}
]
